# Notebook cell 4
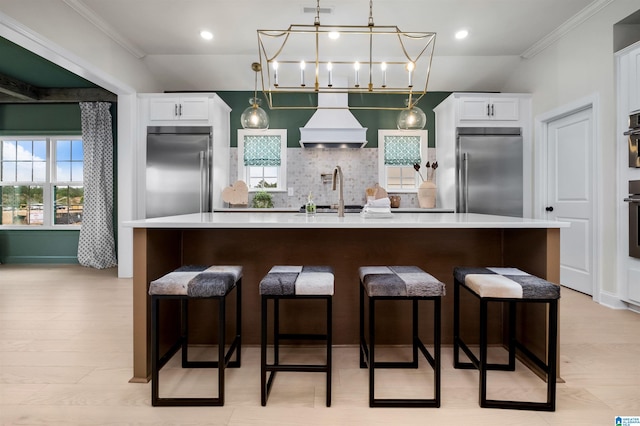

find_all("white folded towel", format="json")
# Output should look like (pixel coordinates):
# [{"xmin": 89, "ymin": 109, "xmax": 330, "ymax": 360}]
[
  {"xmin": 368, "ymin": 197, "xmax": 391, "ymax": 208},
  {"xmin": 366, "ymin": 207, "xmax": 391, "ymax": 214}
]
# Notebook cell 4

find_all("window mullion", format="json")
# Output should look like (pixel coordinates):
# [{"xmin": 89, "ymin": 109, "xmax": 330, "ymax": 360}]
[{"xmin": 42, "ymin": 137, "xmax": 53, "ymax": 226}]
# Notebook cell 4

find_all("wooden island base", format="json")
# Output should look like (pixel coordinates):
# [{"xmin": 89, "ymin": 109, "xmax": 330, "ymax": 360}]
[{"xmin": 132, "ymin": 226, "xmax": 560, "ymax": 383}]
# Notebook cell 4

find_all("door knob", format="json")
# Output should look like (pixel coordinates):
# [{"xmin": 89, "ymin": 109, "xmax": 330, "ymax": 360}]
[{"xmin": 545, "ymin": 206, "xmax": 554, "ymax": 212}]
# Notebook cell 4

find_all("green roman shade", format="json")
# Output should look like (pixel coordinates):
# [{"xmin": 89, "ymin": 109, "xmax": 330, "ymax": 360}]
[
  {"xmin": 243, "ymin": 135, "xmax": 281, "ymax": 167},
  {"xmin": 384, "ymin": 135, "xmax": 421, "ymax": 166}
]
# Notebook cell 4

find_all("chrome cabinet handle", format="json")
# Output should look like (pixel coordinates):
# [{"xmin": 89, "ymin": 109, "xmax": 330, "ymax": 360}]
[
  {"xmin": 487, "ymin": 104, "xmax": 490, "ymax": 117},
  {"xmin": 491, "ymin": 104, "xmax": 494, "ymax": 116},
  {"xmin": 174, "ymin": 104, "xmax": 178, "ymax": 117},
  {"xmin": 178, "ymin": 104, "xmax": 182, "ymax": 116},
  {"xmin": 624, "ymin": 198, "xmax": 640, "ymax": 203},
  {"xmin": 199, "ymin": 151, "xmax": 205, "ymax": 213}
]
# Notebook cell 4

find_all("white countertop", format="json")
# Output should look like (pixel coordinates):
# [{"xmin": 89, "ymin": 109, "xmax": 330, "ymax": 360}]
[{"xmin": 124, "ymin": 212, "xmax": 569, "ymax": 229}]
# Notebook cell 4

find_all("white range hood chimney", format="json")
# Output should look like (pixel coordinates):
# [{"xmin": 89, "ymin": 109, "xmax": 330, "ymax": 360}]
[{"xmin": 299, "ymin": 90, "xmax": 368, "ymax": 148}]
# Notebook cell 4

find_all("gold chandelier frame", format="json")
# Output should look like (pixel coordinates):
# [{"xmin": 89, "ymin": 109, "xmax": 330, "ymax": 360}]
[{"xmin": 256, "ymin": 0, "xmax": 436, "ymax": 111}]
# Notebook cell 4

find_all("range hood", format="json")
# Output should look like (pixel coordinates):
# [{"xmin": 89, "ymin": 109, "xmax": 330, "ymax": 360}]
[{"xmin": 299, "ymin": 91, "xmax": 368, "ymax": 148}]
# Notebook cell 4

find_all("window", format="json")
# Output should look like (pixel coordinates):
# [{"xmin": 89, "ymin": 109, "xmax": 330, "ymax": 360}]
[
  {"xmin": 1, "ymin": 137, "xmax": 83, "ymax": 227},
  {"xmin": 237, "ymin": 129, "xmax": 287, "ymax": 191},
  {"xmin": 378, "ymin": 130, "xmax": 427, "ymax": 192}
]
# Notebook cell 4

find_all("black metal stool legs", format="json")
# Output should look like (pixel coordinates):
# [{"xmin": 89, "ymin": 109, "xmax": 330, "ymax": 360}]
[
  {"xmin": 261, "ymin": 295, "xmax": 333, "ymax": 407},
  {"xmin": 150, "ymin": 281, "xmax": 242, "ymax": 407},
  {"xmin": 453, "ymin": 277, "xmax": 558, "ymax": 411},
  {"xmin": 360, "ymin": 281, "xmax": 441, "ymax": 408}
]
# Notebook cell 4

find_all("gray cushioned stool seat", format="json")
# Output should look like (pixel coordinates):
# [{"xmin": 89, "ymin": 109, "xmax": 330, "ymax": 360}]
[
  {"xmin": 149, "ymin": 265, "xmax": 242, "ymax": 297},
  {"xmin": 260, "ymin": 265, "xmax": 334, "ymax": 296},
  {"xmin": 453, "ymin": 266, "xmax": 559, "ymax": 411},
  {"xmin": 149, "ymin": 265, "xmax": 242, "ymax": 407},
  {"xmin": 359, "ymin": 265, "xmax": 444, "ymax": 408},
  {"xmin": 453, "ymin": 267, "xmax": 560, "ymax": 300},
  {"xmin": 260, "ymin": 265, "xmax": 334, "ymax": 407},
  {"xmin": 360, "ymin": 266, "xmax": 446, "ymax": 297}
]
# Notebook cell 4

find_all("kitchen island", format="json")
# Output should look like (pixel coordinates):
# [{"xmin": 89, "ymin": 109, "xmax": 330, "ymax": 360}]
[{"xmin": 125, "ymin": 212, "xmax": 568, "ymax": 382}]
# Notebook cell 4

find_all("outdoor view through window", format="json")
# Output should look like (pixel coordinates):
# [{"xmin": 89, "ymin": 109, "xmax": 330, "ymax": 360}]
[{"xmin": 1, "ymin": 137, "xmax": 83, "ymax": 226}]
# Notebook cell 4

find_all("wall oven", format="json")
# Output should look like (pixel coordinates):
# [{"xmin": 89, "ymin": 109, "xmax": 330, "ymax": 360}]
[
  {"xmin": 626, "ymin": 112, "xmax": 640, "ymax": 168},
  {"xmin": 626, "ymin": 180, "xmax": 640, "ymax": 259}
]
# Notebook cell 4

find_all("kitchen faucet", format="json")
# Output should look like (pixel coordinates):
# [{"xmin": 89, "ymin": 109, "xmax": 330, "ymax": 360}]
[{"xmin": 332, "ymin": 165, "xmax": 345, "ymax": 217}]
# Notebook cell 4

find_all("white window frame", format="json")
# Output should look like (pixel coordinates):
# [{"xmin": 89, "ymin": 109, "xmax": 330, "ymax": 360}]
[
  {"xmin": 0, "ymin": 135, "xmax": 83, "ymax": 229},
  {"xmin": 378, "ymin": 129, "xmax": 428, "ymax": 193},
  {"xmin": 237, "ymin": 129, "xmax": 287, "ymax": 192}
]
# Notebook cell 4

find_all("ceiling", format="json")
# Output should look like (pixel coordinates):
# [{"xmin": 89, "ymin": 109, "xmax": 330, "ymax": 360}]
[{"xmin": 0, "ymin": 0, "xmax": 605, "ymax": 94}]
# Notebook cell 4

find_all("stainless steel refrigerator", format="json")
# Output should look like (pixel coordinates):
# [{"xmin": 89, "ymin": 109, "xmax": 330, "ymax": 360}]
[
  {"xmin": 146, "ymin": 126, "xmax": 212, "ymax": 218},
  {"xmin": 456, "ymin": 127, "xmax": 523, "ymax": 217}
]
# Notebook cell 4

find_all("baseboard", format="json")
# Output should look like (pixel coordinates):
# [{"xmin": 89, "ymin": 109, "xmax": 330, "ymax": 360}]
[
  {"xmin": 598, "ymin": 291, "xmax": 629, "ymax": 310},
  {"xmin": 1, "ymin": 256, "xmax": 79, "ymax": 264}
]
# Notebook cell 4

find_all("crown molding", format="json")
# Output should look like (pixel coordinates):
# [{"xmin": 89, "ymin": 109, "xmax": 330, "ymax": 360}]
[
  {"xmin": 520, "ymin": 0, "xmax": 615, "ymax": 59},
  {"xmin": 62, "ymin": 0, "xmax": 146, "ymax": 59}
]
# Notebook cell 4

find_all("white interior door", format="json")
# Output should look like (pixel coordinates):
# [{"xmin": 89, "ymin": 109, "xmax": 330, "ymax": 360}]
[{"xmin": 546, "ymin": 107, "xmax": 594, "ymax": 295}]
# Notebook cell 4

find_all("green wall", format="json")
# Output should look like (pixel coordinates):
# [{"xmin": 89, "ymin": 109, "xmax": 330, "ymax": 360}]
[
  {"xmin": 0, "ymin": 230, "xmax": 79, "ymax": 263},
  {"xmin": 216, "ymin": 91, "xmax": 451, "ymax": 148},
  {"xmin": 0, "ymin": 103, "xmax": 117, "ymax": 265}
]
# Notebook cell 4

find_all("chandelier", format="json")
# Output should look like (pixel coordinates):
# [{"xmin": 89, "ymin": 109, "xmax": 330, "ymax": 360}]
[{"xmin": 256, "ymin": 0, "xmax": 436, "ymax": 111}]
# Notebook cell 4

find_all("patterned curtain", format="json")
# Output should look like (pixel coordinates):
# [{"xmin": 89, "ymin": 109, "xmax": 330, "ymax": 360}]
[
  {"xmin": 243, "ymin": 135, "xmax": 281, "ymax": 166},
  {"xmin": 384, "ymin": 135, "xmax": 422, "ymax": 166},
  {"xmin": 77, "ymin": 102, "xmax": 117, "ymax": 269}
]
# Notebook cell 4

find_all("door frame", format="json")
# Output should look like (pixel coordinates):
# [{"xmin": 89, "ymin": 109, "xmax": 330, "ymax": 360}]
[{"xmin": 533, "ymin": 94, "xmax": 601, "ymax": 301}]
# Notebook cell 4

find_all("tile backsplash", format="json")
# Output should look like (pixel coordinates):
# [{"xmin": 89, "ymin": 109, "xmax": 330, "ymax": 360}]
[{"xmin": 229, "ymin": 147, "xmax": 436, "ymax": 209}]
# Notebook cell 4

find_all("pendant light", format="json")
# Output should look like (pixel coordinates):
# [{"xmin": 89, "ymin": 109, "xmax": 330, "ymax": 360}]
[
  {"xmin": 241, "ymin": 62, "xmax": 269, "ymax": 129},
  {"xmin": 397, "ymin": 99, "xmax": 426, "ymax": 130}
]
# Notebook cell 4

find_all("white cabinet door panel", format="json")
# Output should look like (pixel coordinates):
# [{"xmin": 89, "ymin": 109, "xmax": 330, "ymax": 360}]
[
  {"xmin": 149, "ymin": 97, "xmax": 180, "ymax": 121},
  {"xmin": 491, "ymin": 98, "xmax": 519, "ymax": 120},
  {"xmin": 459, "ymin": 98, "xmax": 490, "ymax": 120},
  {"xmin": 179, "ymin": 97, "xmax": 210, "ymax": 120}
]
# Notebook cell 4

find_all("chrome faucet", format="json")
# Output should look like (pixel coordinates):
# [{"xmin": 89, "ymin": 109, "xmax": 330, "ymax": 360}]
[{"xmin": 332, "ymin": 165, "xmax": 345, "ymax": 217}]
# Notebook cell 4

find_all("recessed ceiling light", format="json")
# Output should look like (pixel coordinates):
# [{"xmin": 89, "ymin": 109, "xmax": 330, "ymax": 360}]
[
  {"xmin": 328, "ymin": 31, "xmax": 340, "ymax": 40},
  {"xmin": 200, "ymin": 30, "xmax": 214, "ymax": 41},
  {"xmin": 455, "ymin": 29, "xmax": 469, "ymax": 40}
]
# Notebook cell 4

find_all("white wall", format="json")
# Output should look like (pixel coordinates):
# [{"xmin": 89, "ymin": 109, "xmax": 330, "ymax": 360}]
[{"xmin": 500, "ymin": 0, "xmax": 640, "ymax": 296}]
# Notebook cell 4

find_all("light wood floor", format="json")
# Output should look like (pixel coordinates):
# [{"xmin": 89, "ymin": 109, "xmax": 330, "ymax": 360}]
[{"xmin": 1, "ymin": 264, "xmax": 639, "ymax": 425}]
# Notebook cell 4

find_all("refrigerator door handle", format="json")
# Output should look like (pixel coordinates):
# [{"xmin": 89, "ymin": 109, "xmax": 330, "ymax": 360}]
[
  {"xmin": 199, "ymin": 151, "xmax": 205, "ymax": 213},
  {"xmin": 463, "ymin": 152, "xmax": 469, "ymax": 213}
]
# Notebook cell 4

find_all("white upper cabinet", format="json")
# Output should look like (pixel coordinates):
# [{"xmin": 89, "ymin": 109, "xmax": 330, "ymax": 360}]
[
  {"xmin": 148, "ymin": 96, "xmax": 210, "ymax": 121},
  {"xmin": 458, "ymin": 96, "xmax": 520, "ymax": 121}
]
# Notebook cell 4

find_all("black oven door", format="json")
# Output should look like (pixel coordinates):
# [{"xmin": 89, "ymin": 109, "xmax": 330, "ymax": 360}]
[
  {"xmin": 627, "ymin": 191, "xmax": 640, "ymax": 259},
  {"xmin": 628, "ymin": 132, "xmax": 640, "ymax": 168}
]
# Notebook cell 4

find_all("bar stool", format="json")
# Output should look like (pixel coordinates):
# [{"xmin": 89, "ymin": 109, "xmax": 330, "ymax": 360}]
[
  {"xmin": 260, "ymin": 265, "xmax": 334, "ymax": 407},
  {"xmin": 359, "ymin": 266, "xmax": 445, "ymax": 408},
  {"xmin": 149, "ymin": 265, "xmax": 242, "ymax": 406},
  {"xmin": 453, "ymin": 267, "xmax": 560, "ymax": 411}
]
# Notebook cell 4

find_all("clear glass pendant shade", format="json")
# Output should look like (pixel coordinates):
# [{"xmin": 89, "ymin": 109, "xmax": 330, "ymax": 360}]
[
  {"xmin": 241, "ymin": 97, "xmax": 269, "ymax": 129},
  {"xmin": 397, "ymin": 100, "xmax": 426, "ymax": 130}
]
